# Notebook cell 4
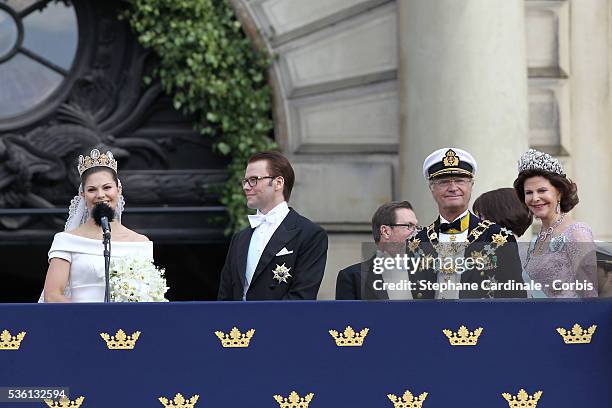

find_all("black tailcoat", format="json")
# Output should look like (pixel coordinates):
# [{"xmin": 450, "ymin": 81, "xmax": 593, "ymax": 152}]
[
  {"xmin": 218, "ymin": 208, "xmax": 328, "ymax": 300},
  {"xmin": 335, "ymin": 256, "xmax": 390, "ymax": 300}
]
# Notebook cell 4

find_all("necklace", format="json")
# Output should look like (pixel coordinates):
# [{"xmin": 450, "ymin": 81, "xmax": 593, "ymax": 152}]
[
  {"xmin": 537, "ymin": 212, "xmax": 565, "ymax": 241},
  {"xmin": 533, "ymin": 212, "xmax": 565, "ymax": 255}
]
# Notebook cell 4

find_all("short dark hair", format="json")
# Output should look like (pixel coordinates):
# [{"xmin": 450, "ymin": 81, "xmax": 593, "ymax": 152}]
[
  {"xmin": 247, "ymin": 151, "xmax": 295, "ymax": 201},
  {"xmin": 371, "ymin": 201, "xmax": 414, "ymax": 243},
  {"xmin": 81, "ymin": 166, "xmax": 118, "ymax": 187},
  {"xmin": 513, "ymin": 169, "xmax": 579, "ymax": 213},
  {"xmin": 473, "ymin": 188, "xmax": 532, "ymax": 237}
]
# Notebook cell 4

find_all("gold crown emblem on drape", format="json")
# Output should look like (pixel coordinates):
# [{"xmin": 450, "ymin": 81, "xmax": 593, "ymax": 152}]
[
  {"xmin": 215, "ymin": 327, "xmax": 255, "ymax": 348},
  {"xmin": 502, "ymin": 389, "xmax": 542, "ymax": 407},
  {"xmin": 44, "ymin": 396, "xmax": 85, "ymax": 408},
  {"xmin": 556, "ymin": 324, "xmax": 596, "ymax": 344},
  {"xmin": 78, "ymin": 149, "xmax": 117, "ymax": 176},
  {"xmin": 329, "ymin": 326, "xmax": 369, "ymax": 347},
  {"xmin": 100, "ymin": 329, "xmax": 141, "ymax": 350},
  {"xmin": 388, "ymin": 390, "xmax": 428, "ymax": 408},
  {"xmin": 273, "ymin": 391, "xmax": 314, "ymax": 408},
  {"xmin": 159, "ymin": 393, "xmax": 199, "ymax": 408},
  {"xmin": 442, "ymin": 325, "xmax": 483, "ymax": 346},
  {"xmin": 0, "ymin": 329, "xmax": 26, "ymax": 350}
]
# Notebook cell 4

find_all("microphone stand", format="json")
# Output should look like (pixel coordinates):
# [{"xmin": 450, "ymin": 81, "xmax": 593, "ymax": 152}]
[{"xmin": 103, "ymin": 231, "xmax": 111, "ymax": 303}]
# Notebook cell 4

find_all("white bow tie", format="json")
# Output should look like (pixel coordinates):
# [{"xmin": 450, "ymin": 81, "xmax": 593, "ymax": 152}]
[{"xmin": 248, "ymin": 213, "xmax": 275, "ymax": 228}]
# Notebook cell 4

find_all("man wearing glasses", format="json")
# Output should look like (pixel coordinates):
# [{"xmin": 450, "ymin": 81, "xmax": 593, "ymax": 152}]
[
  {"xmin": 407, "ymin": 148, "xmax": 526, "ymax": 299},
  {"xmin": 336, "ymin": 201, "xmax": 419, "ymax": 300},
  {"xmin": 218, "ymin": 151, "xmax": 328, "ymax": 300}
]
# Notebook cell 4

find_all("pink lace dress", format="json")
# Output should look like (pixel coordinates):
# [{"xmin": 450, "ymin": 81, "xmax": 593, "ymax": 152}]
[{"xmin": 524, "ymin": 222, "xmax": 598, "ymax": 298}]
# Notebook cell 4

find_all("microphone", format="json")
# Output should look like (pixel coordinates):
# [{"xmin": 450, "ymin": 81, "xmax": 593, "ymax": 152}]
[
  {"xmin": 92, "ymin": 202, "xmax": 114, "ymax": 239},
  {"xmin": 92, "ymin": 202, "xmax": 115, "ymax": 302}
]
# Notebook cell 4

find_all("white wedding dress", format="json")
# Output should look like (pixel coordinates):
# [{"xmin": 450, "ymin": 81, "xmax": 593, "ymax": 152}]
[{"xmin": 39, "ymin": 232, "xmax": 153, "ymax": 302}]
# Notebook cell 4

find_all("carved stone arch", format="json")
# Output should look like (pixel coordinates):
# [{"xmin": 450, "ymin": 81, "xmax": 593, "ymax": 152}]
[
  {"xmin": 228, "ymin": 0, "xmax": 290, "ymax": 152},
  {"xmin": 228, "ymin": 0, "xmax": 398, "ymax": 228}
]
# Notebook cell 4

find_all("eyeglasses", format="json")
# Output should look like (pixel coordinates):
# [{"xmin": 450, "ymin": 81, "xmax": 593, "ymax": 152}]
[
  {"xmin": 241, "ymin": 175, "xmax": 277, "ymax": 187},
  {"xmin": 430, "ymin": 177, "xmax": 472, "ymax": 187},
  {"xmin": 387, "ymin": 223, "xmax": 417, "ymax": 230}
]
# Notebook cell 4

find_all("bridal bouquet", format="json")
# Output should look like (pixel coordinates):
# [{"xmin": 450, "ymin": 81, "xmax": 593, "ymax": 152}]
[{"xmin": 109, "ymin": 257, "xmax": 169, "ymax": 302}]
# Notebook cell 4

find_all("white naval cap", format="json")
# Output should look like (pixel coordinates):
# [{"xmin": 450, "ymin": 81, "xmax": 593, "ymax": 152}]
[{"xmin": 422, "ymin": 147, "xmax": 477, "ymax": 180}]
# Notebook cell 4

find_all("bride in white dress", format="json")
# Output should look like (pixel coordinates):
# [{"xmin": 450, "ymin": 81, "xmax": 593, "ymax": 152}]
[{"xmin": 40, "ymin": 149, "xmax": 152, "ymax": 303}]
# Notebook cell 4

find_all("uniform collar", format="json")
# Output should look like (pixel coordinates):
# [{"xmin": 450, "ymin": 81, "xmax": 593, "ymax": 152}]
[
  {"xmin": 439, "ymin": 209, "xmax": 470, "ymax": 234},
  {"xmin": 439, "ymin": 209, "xmax": 469, "ymax": 224}
]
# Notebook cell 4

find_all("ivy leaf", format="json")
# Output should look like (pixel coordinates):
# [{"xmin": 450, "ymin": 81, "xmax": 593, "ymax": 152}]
[
  {"xmin": 217, "ymin": 142, "xmax": 231, "ymax": 155},
  {"xmin": 123, "ymin": 0, "xmax": 273, "ymax": 234}
]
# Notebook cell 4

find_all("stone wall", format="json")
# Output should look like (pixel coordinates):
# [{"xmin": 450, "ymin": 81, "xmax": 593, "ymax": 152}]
[{"xmin": 235, "ymin": 0, "xmax": 612, "ymax": 299}]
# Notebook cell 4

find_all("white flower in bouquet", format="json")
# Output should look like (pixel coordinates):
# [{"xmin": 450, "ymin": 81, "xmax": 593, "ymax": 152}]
[{"xmin": 109, "ymin": 256, "xmax": 169, "ymax": 302}]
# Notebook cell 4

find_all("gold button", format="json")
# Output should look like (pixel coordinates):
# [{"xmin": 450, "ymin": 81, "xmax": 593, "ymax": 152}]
[
  {"xmin": 480, "ymin": 271, "xmax": 485, "ymax": 277},
  {"xmin": 417, "ymin": 293, "xmax": 423, "ymax": 298}
]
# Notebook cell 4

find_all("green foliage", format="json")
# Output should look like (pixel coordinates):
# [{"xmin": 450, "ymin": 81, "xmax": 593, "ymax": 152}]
[{"xmin": 123, "ymin": 0, "xmax": 276, "ymax": 233}]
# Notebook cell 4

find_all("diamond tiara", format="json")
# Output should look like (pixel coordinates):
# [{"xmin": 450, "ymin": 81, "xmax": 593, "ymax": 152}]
[
  {"xmin": 77, "ymin": 149, "xmax": 118, "ymax": 176},
  {"xmin": 517, "ymin": 148, "xmax": 565, "ymax": 176}
]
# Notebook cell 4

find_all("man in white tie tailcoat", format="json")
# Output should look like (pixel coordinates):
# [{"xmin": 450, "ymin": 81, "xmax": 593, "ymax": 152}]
[{"xmin": 217, "ymin": 151, "xmax": 328, "ymax": 300}]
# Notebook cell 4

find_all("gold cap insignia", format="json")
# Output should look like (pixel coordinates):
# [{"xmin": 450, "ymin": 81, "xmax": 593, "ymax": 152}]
[
  {"xmin": 215, "ymin": 327, "xmax": 255, "ymax": 348},
  {"xmin": 388, "ymin": 390, "xmax": 428, "ymax": 407},
  {"xmin": 0, "ymin": 329, "xmax": 26, "ymax": 350},
  {"xmin": 502, "ymin": 389, "xmax": 542, "ymax": 407},
  {"xmin": 442, "ymin": 149, "xmax": 459, "ymax": 167},
  {"xmin": 329, "ymin": 326, "xmax": 369, "ymax": 347},
  {"xmin": 442, "ymin": 325, "xmax": 483, "ymax": 346},
  {"xmin": 44, "ymin": 396, "xmax": 85, "ymax": 408},
  {"xmin": 159, "ymin": 393, "xmax": 199, "ymax": 408},
  {"xmin": 78, "ymin": 149, "xmax": 118, "ymax": 176},
  {"xmin": 556, "ymin": 323, "xmax": 597, "ymax": 344},
  {"xmin": 273, "ymin": 391, "xmax": 314, "ymax": 408},
  {"xmin": 100, "ymin": 329, "xmax": 141, "ymax": 350}
]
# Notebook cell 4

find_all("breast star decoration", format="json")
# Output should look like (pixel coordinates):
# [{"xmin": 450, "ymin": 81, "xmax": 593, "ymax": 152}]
[{"xmin": 272, "ymin": 263, "xmax": 292, "ymax": 283}]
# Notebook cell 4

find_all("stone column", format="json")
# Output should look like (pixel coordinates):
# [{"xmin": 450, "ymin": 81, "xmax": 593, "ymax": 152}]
[
  {"xmin": 398, "ymin": 0, "xmax": 529, "ymax": 221},
  {"xmin": 569, "ymin": 0, "xmax": 612, "ymax": 240}
]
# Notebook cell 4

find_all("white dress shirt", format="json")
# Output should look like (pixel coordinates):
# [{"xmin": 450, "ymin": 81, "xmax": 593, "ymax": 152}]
[
  {"xmin": 436, "ymin": 209, "xmax": 469, "ymax": 299},
  {"xmin": 244, "ymin": 201, "xmax": 290, "ymax": 299}
]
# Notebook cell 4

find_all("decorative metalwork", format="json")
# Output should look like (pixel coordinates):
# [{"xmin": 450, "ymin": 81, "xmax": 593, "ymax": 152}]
[{"xmin": 0, "ymin": 0, "xmax": 226, "ymax": 238}]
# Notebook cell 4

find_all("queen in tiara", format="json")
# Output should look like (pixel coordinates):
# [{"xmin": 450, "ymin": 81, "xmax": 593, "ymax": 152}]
[
  {"xmin": 40, "ymin": 149, "xmax": 153, "ymax": 303},
  {"xmin": 513, "ymin": 149, "xmax": 597, "ymax": 298}
]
